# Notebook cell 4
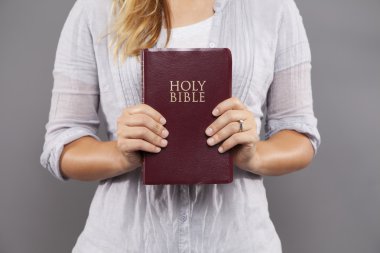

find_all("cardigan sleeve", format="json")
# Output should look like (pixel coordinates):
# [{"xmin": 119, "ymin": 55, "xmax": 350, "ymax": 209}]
[
  {"xmin": 264, "ymin": 0, "xmax": 321, "ymax": 155},
  {"xmin": 39, "ymin": 0, "xmax": 101, "ymax": 181}
]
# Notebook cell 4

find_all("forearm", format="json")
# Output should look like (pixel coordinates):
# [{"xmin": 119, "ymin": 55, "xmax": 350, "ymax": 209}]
[
  {"xmin": 247, "ymin": 130, "xmax": 315, "ymax": 176},
  {"xmin": 60, "ymin": 136, "xmax": 136, "ymax": 181}
]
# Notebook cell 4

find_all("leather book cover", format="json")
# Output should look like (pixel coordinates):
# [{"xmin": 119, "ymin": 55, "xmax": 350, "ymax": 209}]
[{"xmin": 140, "ymin": 48, "xmax": 233, "ymax": 185}]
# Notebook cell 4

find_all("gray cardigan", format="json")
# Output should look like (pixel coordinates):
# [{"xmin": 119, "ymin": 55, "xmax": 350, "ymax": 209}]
[{"xmin": 40, "ymin": 0, "xmax": 320, "ymax": 251}]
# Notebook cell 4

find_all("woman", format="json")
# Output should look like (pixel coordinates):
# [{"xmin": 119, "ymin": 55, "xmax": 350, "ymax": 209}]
[{"xmin": 40, "ymin": 0, "xmax": 321, "ymax": 251}]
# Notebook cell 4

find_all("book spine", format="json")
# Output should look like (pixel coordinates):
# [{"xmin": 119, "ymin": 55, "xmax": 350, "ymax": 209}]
[
  {"xmin": 141, "ymin": 49, "xmax": 145, "ymax": 104},
  {"xmin": 140, "ymin": 49, "xmax": 146, "ymax": 184}
]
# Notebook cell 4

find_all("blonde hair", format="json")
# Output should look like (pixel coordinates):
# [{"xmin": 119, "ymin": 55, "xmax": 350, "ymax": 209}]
[{"xmin": 109, "ymin": 0, "xmax": 172, "ymax": 62}]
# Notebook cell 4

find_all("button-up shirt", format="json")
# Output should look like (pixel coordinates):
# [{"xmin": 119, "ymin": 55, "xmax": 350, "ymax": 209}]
[{"xmin": 40, "ymin": 0, "xmax": 321, "ymax": 252}]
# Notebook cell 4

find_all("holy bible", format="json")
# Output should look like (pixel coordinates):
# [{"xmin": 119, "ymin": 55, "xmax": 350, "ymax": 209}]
[{"xmin": 140, "ymin": 48, "xmax": 233, "ymax": 185}]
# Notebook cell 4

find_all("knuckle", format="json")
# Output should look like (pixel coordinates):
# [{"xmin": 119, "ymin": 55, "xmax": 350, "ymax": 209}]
[
  {"xmin": 120, "ymin": 127, "xmax": 130, "ymax": 139},
  {"xmin": 117, "ymin": 115, "xmax": 127, "ymax": 125},
  {"xmin": 213, "ymin": 133, "xmax": 219, "ymax": 142},
  {"xmin": 154, "ymin": 123, "xmax": 163, "ymax": 134},
  {"xmin": 124, "ymin": 116, "xmax": 133, "ymax": 126},
  {"xmin": 116, "ymin": 126, "xmax": 125, "ymax": 137},
  {"xmin": 154, "ymin": 134, "xmax": 162, "ymax": 145},
  {"xmin": 233, "ymin": 96, "xmax": 240, "ymax": 104},
  {"xmin": 140, "ymin": 104, "xmax": 151, "ymax": 114},
  {"xmin": 140, "ymin": 103, "xmax": 149, "ymax": 110},
  {"xmin": 122, "ymin": 107, "xmax": 130, "ymax": 115},
  {"xmin": 226, "ymin": 110, "xmax": 234, "ymax": 120},
  {"xmin": 221, "ymin": 127, "xmax": 229, "ymax": 138},
  {"xmin": 122, "ymin": 116, "xmax": 135, "ymax": 126},
  {"xmin": 116, "ymin": 139, "xmax": 126, "ymax": 151},
  {"xmin": 216, "ymin": 128, "xmax": 226, "ymax": 140},
  {"xmin": 137, "ymin": 127, "xmax": 145, "ymax": 138},
  {"xmin": 144, "ymin": 114, "xmax": 152, "ymax": 125},
  {"xmin": 135, "ymin": 114, "xmax": 146, "ymax": 126}
]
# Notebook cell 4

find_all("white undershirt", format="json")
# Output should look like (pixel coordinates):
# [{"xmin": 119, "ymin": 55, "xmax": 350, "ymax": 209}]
[{"xmin": 158, "ymin": 14, "xmax": 214, "ymax": 48}]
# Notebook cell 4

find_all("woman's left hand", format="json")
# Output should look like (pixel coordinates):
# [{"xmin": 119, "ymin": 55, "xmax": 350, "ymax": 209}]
[{"xmin": 204, "ymin": 97, "xmax": 260, "ymax": 172}]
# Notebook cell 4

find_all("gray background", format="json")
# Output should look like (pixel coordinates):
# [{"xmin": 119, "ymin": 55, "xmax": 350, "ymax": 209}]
[{"xmin": 0, "ymin": 0, "xmax": 379, "ymax": 252}]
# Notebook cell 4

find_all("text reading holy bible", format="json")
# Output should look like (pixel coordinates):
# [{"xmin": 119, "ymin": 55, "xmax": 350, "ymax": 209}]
[{"xmin": 170, "ymin": 80, "xmax": 206, "ymax": 103}]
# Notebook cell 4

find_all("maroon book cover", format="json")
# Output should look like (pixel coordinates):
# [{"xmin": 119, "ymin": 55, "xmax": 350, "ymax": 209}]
[{"xmin": 140, "ymin": 48, "xmax": 233, "ymax": 185}]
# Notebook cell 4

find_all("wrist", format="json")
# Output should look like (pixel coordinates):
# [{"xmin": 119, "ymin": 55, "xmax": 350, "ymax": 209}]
[
  {"xmin": 246, "ymin": 140, "xmax": 264, "ymax": 175},
  {"xmin": 109, "ymin": 141, "xmax": 142, "ymax": 173},
  {"xmin": 105, "ymin": 141, "xmax": 129, "ymax": 175}
]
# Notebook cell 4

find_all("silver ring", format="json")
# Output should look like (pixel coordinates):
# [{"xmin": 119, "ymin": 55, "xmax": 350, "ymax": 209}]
[{"xmin": 238, "ymin": 119, "xmax": 244, "ymax": 132}]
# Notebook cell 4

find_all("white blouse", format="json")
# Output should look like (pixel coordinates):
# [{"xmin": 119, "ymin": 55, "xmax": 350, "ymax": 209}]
[
  {"xmin": 40, "ymin": 0, "xmax": 321, "ymax": 252},
  {"xmin": 158, "ymin": 14, "xmax": 214, "ymax": 48}
]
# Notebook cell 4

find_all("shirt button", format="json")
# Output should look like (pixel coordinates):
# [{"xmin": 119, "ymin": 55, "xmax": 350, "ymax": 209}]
[
  {"xmin": 209, "ymin": 42, "xmax": 216, "ymax": 48},
  {"xmin": 180, "ymin": 214, "xmax": 187, "ymax": 223}
]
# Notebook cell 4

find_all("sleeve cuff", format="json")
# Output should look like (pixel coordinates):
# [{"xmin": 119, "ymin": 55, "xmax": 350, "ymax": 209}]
[
  {"xmin": 264, "ymin": 117, "xmax": 321, "ymax": 156},
  {"xmin": 40, "ymin": 127, "xmax": 101, "ymax": 182}
]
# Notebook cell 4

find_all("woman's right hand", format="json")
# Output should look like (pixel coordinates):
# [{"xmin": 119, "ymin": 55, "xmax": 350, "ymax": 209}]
[{"xmin": 115, "ymin": 103, "xmax": 169, "ymax": 172}]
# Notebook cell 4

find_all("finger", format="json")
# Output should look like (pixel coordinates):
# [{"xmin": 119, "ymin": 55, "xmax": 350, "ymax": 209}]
[
  {"xmin": 218, "ymin": 130, "xmax": 258, "ymax": 153},
  {"xmin": 123, "ymin": 104, "xmax": 167, "ymax": 125},
  {"xmin": 206, "ymin": 120, "xmax": 252, "ymax": 146},
  {"xmin": 118, "ymin": 125, "xmax": 168, "ymax": 148},
  {"xmin": 118, "ymin": 138, "xmax": 162, "ymax": 153},
  {"xmin": 211, "ymin": 97, "xmax": 247, "ymax": 117},
  {"xmin": 205, "ymin": 109, "xmax": 250, "ymax": 137},
  {"xmin": 122, "ymin": 113, "xmax": 169, "ymax": 138}
]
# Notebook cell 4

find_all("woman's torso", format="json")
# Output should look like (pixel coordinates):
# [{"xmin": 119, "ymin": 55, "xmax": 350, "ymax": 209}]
[{"xmin": 72, "ymin": 0, "xmax": 284, "ymax": 252}]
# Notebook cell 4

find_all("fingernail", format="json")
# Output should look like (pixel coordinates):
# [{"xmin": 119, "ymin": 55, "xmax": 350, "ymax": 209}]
[
  {"xmin": 212, "ymin": 108, "xmax": 219, "ymax": 116},
  {"xmin": 160, "ymin": 117, "xmax": 166, "ymax": 124},
  {"xmin": 155, "ymin": 147, "xmax": 161, "ymax": 152},
  {"xmin": 161, "ymin": 139, "xmax": 168, "ymax": 146},
  {"xmin": 206, "ymin": 127, "xmax": 213, "ymax": 135},
  {"xmin": 162, "ymin": 129, "xmax": 169, "ymax": 138},
  {"xmin": 207, "ymin": 138, "xmax": 214, "ymax": 145},
  {"xmin": 218, "ymin": 146, "xmax": 224, "ymax": 153}
]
